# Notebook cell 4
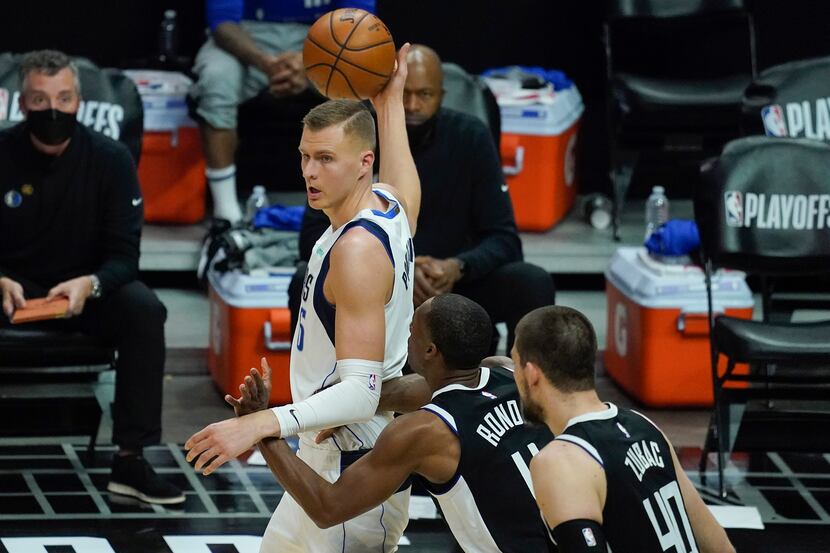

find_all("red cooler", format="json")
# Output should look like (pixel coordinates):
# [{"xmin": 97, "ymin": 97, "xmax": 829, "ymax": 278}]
[
  {"xmin": 498, "ymin": 86, "xmax": 583, "ymax": 231},
  {"xmin": 208, "ymin": 268, "xmax": 296, "ymax": 406},
  {"xmin": 604, "ymin": 248, "xmax": 754, "ymax": 407},
  {"xmin": 125, "ymin": 70, "xmax": 206, "ymax": 224}
]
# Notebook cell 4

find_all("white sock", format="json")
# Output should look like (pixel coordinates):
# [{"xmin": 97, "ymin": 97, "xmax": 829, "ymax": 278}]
[{"xmin": 206, "ymin": 165, "xmax": 242, "ymax": 222}]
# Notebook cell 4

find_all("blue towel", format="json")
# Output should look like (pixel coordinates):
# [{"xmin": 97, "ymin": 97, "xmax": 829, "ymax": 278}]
[
  {"xmin": 253, "ymin": 205, "xmax": 305, "ymax": 231},
  {"xmin": 645, "ymin": 220, "xmax": 701, "ymax": 255}
]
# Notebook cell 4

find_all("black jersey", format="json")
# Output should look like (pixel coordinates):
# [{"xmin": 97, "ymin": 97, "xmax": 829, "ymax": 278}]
[
  {"xmin": 421, "ymin": 365, "xmax": 556, "ymax": 553},
  {"xmin": 557, "ymin": 404, "xmax": 700, "ymax": 553}
]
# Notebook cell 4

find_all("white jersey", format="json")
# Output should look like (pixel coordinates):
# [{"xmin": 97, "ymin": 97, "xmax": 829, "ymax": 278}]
[{"xmin": 291, "ymin": 188, "xmax": 414, "ymax": 451}]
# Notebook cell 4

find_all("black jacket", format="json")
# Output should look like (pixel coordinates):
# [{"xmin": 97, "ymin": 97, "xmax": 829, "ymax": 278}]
[{"xmin": 0, "ymin": 122, "xmax": 143, "ymax": 296}]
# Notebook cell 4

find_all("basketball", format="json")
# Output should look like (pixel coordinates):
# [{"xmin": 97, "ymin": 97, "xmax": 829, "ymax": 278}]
[{"xmin": 303, "ymin": 8, "xmax": 396, "ymax": 100}]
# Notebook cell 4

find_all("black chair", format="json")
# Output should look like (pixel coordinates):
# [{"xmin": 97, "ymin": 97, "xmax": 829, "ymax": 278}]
[
  {"xmin": 694, "ymin": 136, "xmax": 830, "ymax": 497},
  {"xmin": 441, "ymin": 62, "xmax": 501, "ymax": 150},
  {"xmin": 0, "ymin": 327, "xmax": 115, "ymax": 457},
  {"xmin": 605, "ymin": 0, "xmax": 757, "ymax": 240},
  {"xmin": 742, "ymin": 55, "xmax": 830, "ymax": 142}
]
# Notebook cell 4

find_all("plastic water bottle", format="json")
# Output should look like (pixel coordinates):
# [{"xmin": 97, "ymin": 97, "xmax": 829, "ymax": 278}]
[
  {"xmin": 644, "ymin": 186, "xmax": 669, "ymax": 240},
  {"xmin": 158, "ymin": 10, "xmax": 178, "ymax": 64},
  {"xmin": 245, "ymin": 185, "xmax": 269, "ymax": 223}
]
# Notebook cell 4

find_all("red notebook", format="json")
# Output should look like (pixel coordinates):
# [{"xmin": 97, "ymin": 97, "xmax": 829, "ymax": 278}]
[{"xmin": 11, "ymin": 297, "xmax": 70, "ymax": 324}]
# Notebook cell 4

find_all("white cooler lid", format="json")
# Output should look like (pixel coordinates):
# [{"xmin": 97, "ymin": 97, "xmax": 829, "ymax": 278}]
[
  {"xmin": 124, "ymin": 69, "xmax": 196, "ymax": 131},
  {"xmin": 605, "ymin": 247, "xmax": 754, "ymax": 312},
  {"xmin": 209, "ymin": 267, "xmax": 296, "ymax": 308},
  {"xmin": 497, "ymin": 87, "xmax": 584, "ymax": 136}
]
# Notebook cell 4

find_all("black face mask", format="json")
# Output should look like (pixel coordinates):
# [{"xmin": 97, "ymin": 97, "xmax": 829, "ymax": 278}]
[
  {"xmin": 406, "ymin": 112, "xmax": 439, "ymax": 151},
  {"xmin": 26, "ymin": 108, "xmax": 77, "ymax": 146}
]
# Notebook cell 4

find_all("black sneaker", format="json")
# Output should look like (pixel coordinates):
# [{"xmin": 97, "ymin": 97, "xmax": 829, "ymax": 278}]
[{"xmin": 107, "ymin": 454, "xmax": 185, "ymax": 505}]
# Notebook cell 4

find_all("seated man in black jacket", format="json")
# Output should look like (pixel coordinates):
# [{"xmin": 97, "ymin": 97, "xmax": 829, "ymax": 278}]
[
  {"xmin": 294, "ymin": 44, "xmax": 554, "ymax": 351},
  {"xmin": 0, "ymin": 50, "xmax": 183, "ymax": 505}
]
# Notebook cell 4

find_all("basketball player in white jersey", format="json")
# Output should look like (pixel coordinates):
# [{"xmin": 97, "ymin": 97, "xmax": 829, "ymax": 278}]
[{"xmin": 185, "ymin": 43, "xmax": 420, "ymax": 552}]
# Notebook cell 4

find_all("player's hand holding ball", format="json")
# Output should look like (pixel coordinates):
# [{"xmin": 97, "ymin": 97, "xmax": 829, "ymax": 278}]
[{"xmin": 303, "ymin": 8, "xmax": 400, "ymax": 100}]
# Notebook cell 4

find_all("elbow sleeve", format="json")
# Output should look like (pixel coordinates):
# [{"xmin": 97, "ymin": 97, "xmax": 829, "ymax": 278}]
[{"xmin": 273, "ymin": 359, "xmax": 382, "ymax": 437}]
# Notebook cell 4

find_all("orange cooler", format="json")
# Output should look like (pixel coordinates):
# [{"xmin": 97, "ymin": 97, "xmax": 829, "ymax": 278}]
[
  {"xmin": 604, "ymin": 248, "xmax": 754, "ymax": 407},
  {"xmin": 208, "ymin": 268, "xmax": 296, "ymax": 406},
  {"xmin": 499, "ymin": 87, "xmax": 583, "ymax": 231},
  {"xmin": 126, "ymin": 70, "xmax": 206, "ymax": 224}
]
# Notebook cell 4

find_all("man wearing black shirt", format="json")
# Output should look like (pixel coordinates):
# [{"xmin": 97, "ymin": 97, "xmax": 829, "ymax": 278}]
[
  {"xmin": 0, "ymin": 50, "xmax": 183, "ymax": 505},
  {"xmin": 296, "ymin": 44, "xmax": 555, "ymax": 351}
]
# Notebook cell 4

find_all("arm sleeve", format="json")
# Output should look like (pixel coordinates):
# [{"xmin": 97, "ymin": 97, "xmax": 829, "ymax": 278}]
[
  {"xmin": 454, "ymin": 123, "xmax": 523, "ymax": 282},
  {"xmin": 299, "ymin": 204, "xmax": 330, "ymax": 261},
  {"xmin": 271, "ymin": 359, "xmax": 382, "ymax": 437},
  {"xmin": 206, "ymin": 0, "xmax": 244, "ymax": 31},
  {"xmin": 95, "ymin": 144, "xmax": 142, "ymax": 296}
]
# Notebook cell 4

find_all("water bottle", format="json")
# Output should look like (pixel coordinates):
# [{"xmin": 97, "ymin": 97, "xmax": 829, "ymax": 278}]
[
  {"xmin": 644, "ymin": 186, "xmax": 669, "ymax": 240},
  {"xmin": 158, "ymin": 10, "xmax": 178, "ymax": 64},
  {"xmin": 245, "ymin": 185, "xmax": 269, "ymax": 223}
]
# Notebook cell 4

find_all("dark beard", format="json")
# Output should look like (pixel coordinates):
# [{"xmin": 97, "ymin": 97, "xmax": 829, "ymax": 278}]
[{"xmin": 520, "ymin": 397, "xmax": 546, "ymax": 427}]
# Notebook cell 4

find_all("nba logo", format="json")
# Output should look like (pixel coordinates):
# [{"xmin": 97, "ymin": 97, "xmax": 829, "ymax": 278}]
[
  {"xmin": 582, "ymin": 527, "xmax": 597, "ymax": 547},
  {"xmin": 724, "ymin": 191, "xmax": 743, "ymax": 227},
  {"xmin": 0, "ymin": 88, "xmax": 8, "ymax": 121},
  {"xmin": 368, "ymin": 374, "xmax": 377, "ymax": 391},
  {"xmin": 761, "ymin": 104, "xmax": 788, "ymax": 137}
]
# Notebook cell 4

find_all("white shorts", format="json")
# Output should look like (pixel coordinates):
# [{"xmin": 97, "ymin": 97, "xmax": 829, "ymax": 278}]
[{"xmin": 260, "ymin": 438, "xmax": 411, "ymax": 553}]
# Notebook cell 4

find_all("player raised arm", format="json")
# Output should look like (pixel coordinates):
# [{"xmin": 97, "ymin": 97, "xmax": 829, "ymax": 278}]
[{"xmin": 372, "ymin": 43, "xmax": 421, "ymax": 235}]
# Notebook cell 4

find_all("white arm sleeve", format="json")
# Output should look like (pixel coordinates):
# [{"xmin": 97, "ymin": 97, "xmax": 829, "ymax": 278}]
[{"xmin": 271, "ymin": 359, "xmax": 382, "ymax": 437}]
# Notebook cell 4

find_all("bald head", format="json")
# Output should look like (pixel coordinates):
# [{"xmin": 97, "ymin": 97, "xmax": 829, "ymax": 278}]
[
  {"xmin": 403, "ymin": 44, "xmax": 444, "ymax": 126},
  {"xmin": 406, "ymin": 45, "xmax": 443, "ymax": 87}
]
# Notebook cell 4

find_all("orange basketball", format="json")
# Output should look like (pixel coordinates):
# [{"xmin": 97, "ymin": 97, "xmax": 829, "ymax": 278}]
[{"xmin": 303, "ymin": 8, "xmax": 396, "ymax": 100}]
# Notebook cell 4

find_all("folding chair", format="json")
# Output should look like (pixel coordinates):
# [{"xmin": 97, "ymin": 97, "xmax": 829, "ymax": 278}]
[
  {"xmin": 0, "ymin": 328, "xmax": 116, "ymax": 459},
  {"xmin": 695, "ymin": 136, "xmax": 830, "ymax": 497}
]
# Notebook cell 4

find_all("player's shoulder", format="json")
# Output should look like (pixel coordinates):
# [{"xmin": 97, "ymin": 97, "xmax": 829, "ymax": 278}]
[
  {"xmin": 331, "ymin": 223, "xmax": 391, "ymax": 263},
  {"xmin": 532, "ymin": 436, "xmax": 601, "ymax": 475}
]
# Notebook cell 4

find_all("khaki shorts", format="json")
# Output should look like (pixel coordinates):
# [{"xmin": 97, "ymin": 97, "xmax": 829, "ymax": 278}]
[{"xmin": 189, "ymin": 21, "xmax": 309, "ymax": 129}]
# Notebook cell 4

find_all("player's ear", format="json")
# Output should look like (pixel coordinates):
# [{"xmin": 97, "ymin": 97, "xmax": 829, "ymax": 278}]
[
  {"xmin": 525, "ymin": 362, "xmax": 543, "ymax": 387},
  {"xmin": 360, "ymin": 149, "xmax": 375, "ymax": 171},
  {"xmin": 424, "ymin": 342, "xmax": 438, "ymax": 360}
]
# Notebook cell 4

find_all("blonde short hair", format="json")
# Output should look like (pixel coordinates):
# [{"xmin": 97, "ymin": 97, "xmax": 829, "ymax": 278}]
[{"xmin": 303, "ymin": 100, "xmax": 376, "ymax": 151}]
